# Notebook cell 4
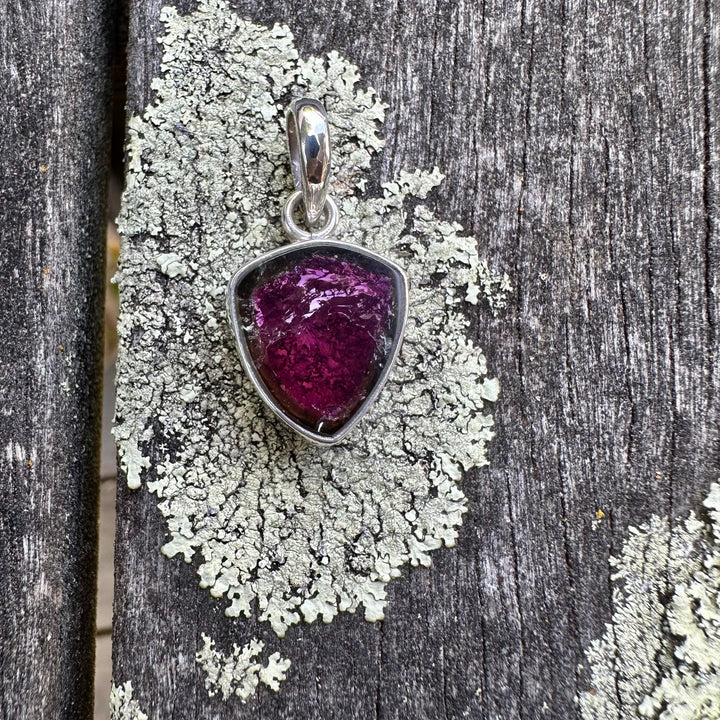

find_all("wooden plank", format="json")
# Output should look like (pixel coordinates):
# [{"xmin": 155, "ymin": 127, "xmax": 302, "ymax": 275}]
[
  {"xmin": 0, "ymin": 3, "xmax": 115, "ymax": 718},
  {"xmin": 113, "ymin": 0, "xmax": 719, "ymax": 717}
]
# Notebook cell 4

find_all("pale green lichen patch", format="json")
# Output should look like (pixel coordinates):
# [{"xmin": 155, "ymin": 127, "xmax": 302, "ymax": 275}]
[
  {"xmin": 578, "ymin": 483, "xmax": 720, "ymax": 719},
  {"xmin": 155, "ymin": 252, "xmax": 188, "ymax": 278},
  {"xmin": 196, "ymin": 633, "xmax": 291, "ymax": 702},
  {"xmin": 109, "ymin": 681, "xmax": 148, "ymax": 720},
  {"xmin": 115, "ymin": 0, "xmax": 509, "ymax": 637}
]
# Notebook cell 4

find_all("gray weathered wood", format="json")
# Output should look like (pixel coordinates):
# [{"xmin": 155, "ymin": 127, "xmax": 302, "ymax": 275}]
[
  {"xmin": 0, "ymin": 3, "xmax": 115, "ymax": 718},
  {"xmin": 114, "ymin": 0, "xmax": 719, "ymax": 717}
]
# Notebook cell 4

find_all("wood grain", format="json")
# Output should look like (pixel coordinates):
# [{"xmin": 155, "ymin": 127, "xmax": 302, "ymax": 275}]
[
  {"xmin": 114, "ymin": 0, "xmax": 719, "ymax": 717},
  {"xmin": 0, "ymin": 2, "xmax": 115, "ymax": 718}
]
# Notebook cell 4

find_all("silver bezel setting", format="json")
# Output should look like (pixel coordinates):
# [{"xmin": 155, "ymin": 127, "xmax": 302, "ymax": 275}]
[{"xmin": 226, "ymin": 239, "xmax": 409, "ymax": 446}]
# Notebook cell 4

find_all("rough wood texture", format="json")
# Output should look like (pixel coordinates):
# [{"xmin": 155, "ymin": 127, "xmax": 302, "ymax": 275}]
[
  {"xmin": 0, "ymin": 3, "xmax": 115, "ymax": 718},
  {"xmin": 114, "ymin": 0, "xmax": 719, "ymax": 717}
]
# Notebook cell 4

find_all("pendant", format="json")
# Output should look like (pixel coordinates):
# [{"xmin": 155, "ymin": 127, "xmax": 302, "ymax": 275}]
[{"xmin": 227, "ymin": 98, "xmax": 408, "ymax": 445}]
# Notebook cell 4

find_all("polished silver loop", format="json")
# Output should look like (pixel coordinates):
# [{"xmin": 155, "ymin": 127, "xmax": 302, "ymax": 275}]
[
  {"xmin": 282, "ymin": 190, "xmax": 338, "ymax": 242},
  {"xmin": 285, "ymin": 98, "xmax": 332, "ymax": 227}
]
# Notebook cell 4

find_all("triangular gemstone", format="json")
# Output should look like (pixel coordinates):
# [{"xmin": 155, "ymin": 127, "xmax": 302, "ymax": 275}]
[{"xmin": 227, "ymin": 241, "xmax": 408, "ymax": 444}]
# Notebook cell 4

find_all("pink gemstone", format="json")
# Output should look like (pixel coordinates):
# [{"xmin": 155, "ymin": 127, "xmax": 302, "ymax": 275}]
[{"xmin": 245, "ymin": 254, "xmax": 394, "ymax": 434}]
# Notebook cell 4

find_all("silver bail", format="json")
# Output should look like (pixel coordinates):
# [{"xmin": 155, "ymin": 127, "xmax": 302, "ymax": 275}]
[{"xmin": 285, "ymin": 98, "xmax": 331, "ymax": 227}]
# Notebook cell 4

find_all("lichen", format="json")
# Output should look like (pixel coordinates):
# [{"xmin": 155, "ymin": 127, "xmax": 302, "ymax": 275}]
[
  {"xmin": 195, "ymin": 633, "xmax": 291, "ymax": 702},
  {"xmin": 115, "ymin": 0, "xmax": 509, "ymax": 637},
  {"xmin": 109, "ymin": 681, "xmax": 148, "ymax": 720},
  {"xmin": 155, "ymin": 252, "xmax": 188, "ymax": 278},
  {"xmin": 578, "ymin": 482, "xmax": 720, "ymax": 719}
]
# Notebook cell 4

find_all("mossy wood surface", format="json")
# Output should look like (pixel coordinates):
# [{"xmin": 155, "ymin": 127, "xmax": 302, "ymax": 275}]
[
  {"xmin": 0, "ymin": 3, "xmax": 115, "ymax": 719},
  {"xmin": 114, "ymin": 0, "xmax": 719, "ymax": 718}
]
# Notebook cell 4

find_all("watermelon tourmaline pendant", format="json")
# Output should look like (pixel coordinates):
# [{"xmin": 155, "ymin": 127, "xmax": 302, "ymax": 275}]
[{"xmin": 226, "ymin": 98, "xmax": 409, "ymax": 445}]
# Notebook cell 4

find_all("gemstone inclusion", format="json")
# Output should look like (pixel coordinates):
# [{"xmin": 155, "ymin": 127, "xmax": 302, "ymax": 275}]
[{"xmin": 240, "ymin": 251, "xmax": 396, "ymax": 435}]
